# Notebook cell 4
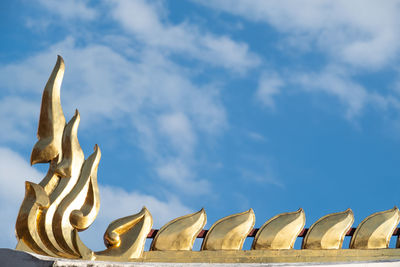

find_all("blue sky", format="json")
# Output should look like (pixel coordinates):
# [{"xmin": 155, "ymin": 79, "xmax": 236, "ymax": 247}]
[{"xmin": 1, "ymin": 0, "xmax": 400, "ymax": 250}]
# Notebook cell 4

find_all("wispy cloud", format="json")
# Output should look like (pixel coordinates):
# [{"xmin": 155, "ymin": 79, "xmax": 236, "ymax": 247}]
[
  {"xmin": 108, "ymin": 0, "xmax": 260, "ymax": 73},
  {"xmin": 199, "ymin": 0, "xmax": 400, "ymax": 69},
  {"xmin": 37, "ymin": 0, "xmax": 97, "ymax": 20},
  {"xmin": 157, "ymin": 112, "xmax": 196, "ymax": 156},
  {"xmin": 241, "ymin": 168, "xmax": 284, "ymax": 189},
  {"xmin": 256, "ymin": 72, "xmax": 284, "ymax": 109},
  {"xmin": 292, "ymin": 66, "xmax": 400, "ymax": 119},
  {"xmin": 0, "ymin": 37, "xmax": 225, "ymax": 195},
  {"xmin": 199, "ymin": 1, "xmax": 400, "ymax": 121},
  {"xmin": 156, "ymin": 158, "xmax": 210, "ymax": 195}
]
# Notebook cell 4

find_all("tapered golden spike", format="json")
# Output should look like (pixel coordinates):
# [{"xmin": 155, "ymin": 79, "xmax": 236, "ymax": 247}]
[
  {"xmin": 350, "ymin": 207, "xmax": 400, "ymax": 249},
  {"xmin": 151, "ymin": 208, "xmax": 207, "ymax": 251},
  {"xmin": 37, "ymin": 111, "xmax": 85, "ymax": 257},
  {"xmin": 201, "ymin": 209, "xmax": 255, "ymax": 251},
  {"xmin": 302, "ymin": 209, "xmax": 353, "ymax": 249},
  {"xmin": 31, "ymin": 55, "xmax": 66, "ymax": 165},
  {"xmin": 95, "ymin": 207, "xmax": 153, "ymax": 260},
  {"xmin": 54, "ymin": 109, "xmax": 84, "ymax": 178},
  {"xmin": 252, "ymin": 208, "xmax": 305, "ymax": 250}
]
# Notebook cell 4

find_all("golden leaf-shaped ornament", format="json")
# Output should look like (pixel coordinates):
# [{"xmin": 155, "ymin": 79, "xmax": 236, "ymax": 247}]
[
  {"xmin": 252, "ymin": 208, "xmax": 305, "ymax": 250},
  {"xmin": 95, "ymin": 207, "xmax": 153, "ymax": 260},
  {"xmin": 302, "ymin": 209, "xmax": 354, "ymax": 249},
  {"xmin": 350, "ymin": 207, "xmax": 400, "ymax": 249},
  {"xmin": 151, "ymin": 208, "xmax": 206, "ymax": 251},
  {"xmin": 201, "ymin": 209, "xmax": 255, "ymax": 251}
]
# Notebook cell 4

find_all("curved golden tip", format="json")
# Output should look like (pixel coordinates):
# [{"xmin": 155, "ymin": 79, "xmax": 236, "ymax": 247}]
[
  {"xmin": 53, "ymin": 109, "xmax": 83, "ymax": 178},
  {"xmin": 56, "ymin": 55, "xmax": 65, "ymax": 68},
  {"xmin": 25, "ymin": 181, "xmax": 50, "ymax": 208},
  {"xmin": 346, "ymin": 208, "xmax": 353, "ymax": 214},
  {"xmin": 97, "ymin": 207, "xmax": 153, "ymax": 260}
]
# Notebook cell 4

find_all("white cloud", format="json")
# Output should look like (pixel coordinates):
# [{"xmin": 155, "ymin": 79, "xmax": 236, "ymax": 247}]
[
  {"xmin": 108, "ymin": 0, "xmax": 260, "ymax": 73},
  {"xmin": 0, "ymin": 97, "xmax": 38, "ymax": 144},
  {"xmin": 293, "ymin": 66, "xmax": 368, "ymax": 118},
  {"xmin": 247, "ymin": 132, "xmax": 266, "ymax": 143},
  {"xmin": 256, "ymin": 72, "xmax": 284, "ymax": 109},
  {"xmin": 156, "ymin": 158, "xmax": 210, "ymax": 195},
  {"xmin": 158, "ymin": 112, "xmax": 196, "ymax": 156},
  {"xmin": 199, "ymin": 0, "xmax": 400, "ymax": 69},
  {"xmin": 238, "ymin": 155, "xmax": 284, "ymax": 189},
  {"xmin": 37, "ymin": 0, "xmax": 97, "ymax": 20},
  {"xmin": 241, "ymin": 169, "xmax": 284, "ymax": 189},
  {"xmin": 197, "ymin": 1, "xmax": 400, "ymax": 119},
  {"xmin": 292, "ymin": 66, "xmax": 400, "ymax": 119},
  {"xmin": 0, "ymin": 38, "xmax": 225, "ymax": 195}
]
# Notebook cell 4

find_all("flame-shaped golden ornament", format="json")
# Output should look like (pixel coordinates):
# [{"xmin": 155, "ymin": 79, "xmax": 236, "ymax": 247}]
[
  {"xmin": 350, "ymin": 207, "xmax": 400, "ymax": 249},
  {"xmin": 252, "ymin": 208, "xmax": 305, "ymax": 250},
  {"xmin": 302, "ymin": 209, "xmax": 354, "ymax": 249},
  {"xmin": 15, "ymin": 56, "xmax": 152, "ymax": 261},
  {"xmin": 201, "ymin": 209, "xmax": 255, "ymax": 251},
  {"xmin": 14, "ymin": 56, "xmax": 400, "ymax": 263},
  {"xmin": 151, "ymin": 208, "xmax": 206, "ymax": 251}
]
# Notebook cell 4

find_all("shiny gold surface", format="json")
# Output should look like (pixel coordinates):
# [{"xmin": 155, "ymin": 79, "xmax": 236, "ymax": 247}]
[
  {"xmin": 201, "ymin": 209, "xmax": 255, "ymax": 251},
  {"xmin": 14, "ymin": 56, "xmax": 400, "ymax": 263},
  {"xmin": 15, "ymin": 181, "xmax": 56, "ymax": 256},
  {"xmin": 96, "ymin": 207, "xmax": 153, "ymax": 260},
  {"xmin": 252, "ymin": 208, "xmax": 305, "ymax": 250},
  {"xmin": 31, "ymin": 55, "xmax": 66, "ymax": 165},
  {"xmin": 302, "ymin": 209, "xmax": 353, "ymax": 249},
  {"xmin": 350, "ymin": 207, "xmax": 400, "ymax": 249},
  {"xmin": 151, "ymin": 209, "xmax": 206, "ymax": 251}
]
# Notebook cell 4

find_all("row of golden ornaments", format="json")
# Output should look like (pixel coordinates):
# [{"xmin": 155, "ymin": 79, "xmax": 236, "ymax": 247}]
[{"xmin": 147, "ymin": 206, "xmax": 400, "ymax": 251}]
